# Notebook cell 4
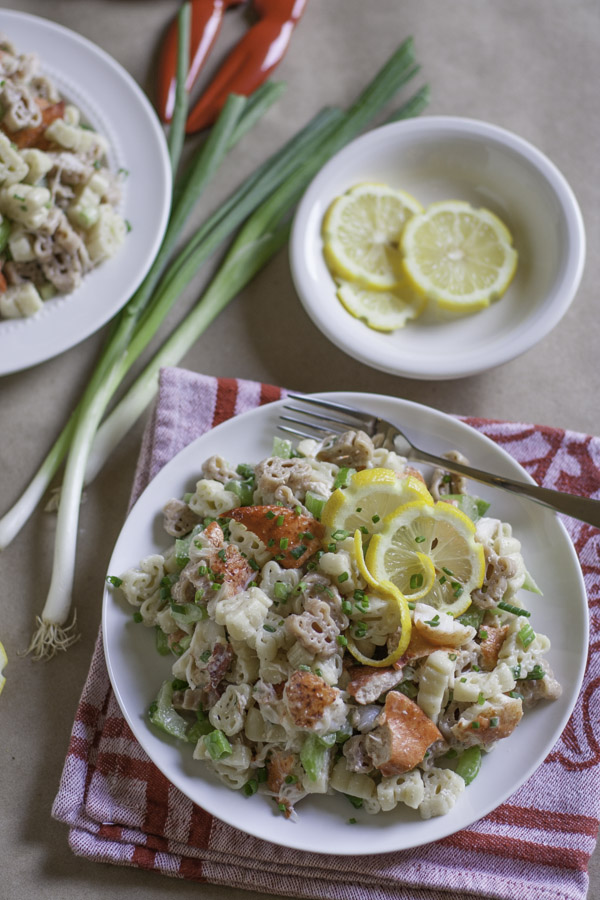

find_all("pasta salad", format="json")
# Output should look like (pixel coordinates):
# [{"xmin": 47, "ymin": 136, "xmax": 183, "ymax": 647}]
[
  {"xmin": 0, "ymin": 33, "xmax": 127, "ymax": 319},
  {"xmin": 113, "ymin": 429, "xmax": 561, "ymax": 821}
]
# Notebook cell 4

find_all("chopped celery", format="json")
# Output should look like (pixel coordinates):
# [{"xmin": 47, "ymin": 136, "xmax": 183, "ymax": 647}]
[
  {"xmin": 155, "ymin": 626, "xmax": 170, "ymax": 656},
  {"xmin": 236, "ymin": 463, "xmax": 255, "ymax": 479},
  {"xmin": 187, "ymin": 709, "xmax": 213, "ymax": 741},
  {"xmin": 444, "ymin": 494, "xmax": 490, "ymax": 522},
  {"xmin": 522, "ymin": 570, "xmax": 543, "ymax": 595},
  {"xmin": 457, "ymin": 607, "xmax": 485, "ymax": 630},
  {"xmin": 454, "ymin": 746, "xmax": 482, "ymax": 785},
  {"xmin": 175, "ymin": 538, "xmax": 190, "ymax": 567},
  {"xmin": 335, "ymin": 722, "xmax": 353, "ymax": 744},
  {"xmin": 224, "ymin": 478, "xmax": 255, "ymax": 506},
  {"xmin": 305, "ymin": 490, "xmax": 326, "ymax": 520},
  {"xmin": 170, "ymin": 601, "xmax": 208, "ymax": 627},
  {"xmin": 300, "ymin": 733, "xmax": 330, "ymax": 781},
  {"xmin": 316, "ymin": 732, "xmax": 337, "ymax": 748},
  {"xmin": 148, "ymin": 680, "xmax": 189, "ymax": 740},
  {"xmin": 204, "ymin": 729, "xmax": 233, "ymax": 760},
  {"xmin": 272, "ymin": 436, "xmax": 293, "ymax": 459},
  {"xmin": 333, "ymin": 467, "xmax": 356, "ymax": 490}
]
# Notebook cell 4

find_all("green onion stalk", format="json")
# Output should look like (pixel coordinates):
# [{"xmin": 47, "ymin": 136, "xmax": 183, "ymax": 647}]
[{"xmin": 8, "ymin": 35, "xmax": 428, "ymax": 659}]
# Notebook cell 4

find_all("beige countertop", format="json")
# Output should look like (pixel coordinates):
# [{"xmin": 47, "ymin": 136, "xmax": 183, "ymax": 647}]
[{"xmin": 1, "ymin": 0, "xmax": 599, "ymax": 897}]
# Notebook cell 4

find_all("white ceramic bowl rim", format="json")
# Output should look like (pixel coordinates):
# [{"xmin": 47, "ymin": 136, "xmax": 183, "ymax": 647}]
[{"xmin": 290, "ymin": 115, "xmax": 586, "ymax": 380}]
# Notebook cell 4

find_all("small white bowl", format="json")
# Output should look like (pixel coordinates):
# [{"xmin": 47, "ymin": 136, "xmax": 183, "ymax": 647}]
[{"xmin": 289, "ymin": 116, "xmax": 586, "ymax": 380}]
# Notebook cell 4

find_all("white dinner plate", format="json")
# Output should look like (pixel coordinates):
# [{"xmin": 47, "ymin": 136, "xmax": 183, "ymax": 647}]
[
  {"xmin": 0, "ymin": 10, "xmax": 171, "ymax": 375},
  {"xmin": 103, "ymin": 392, "xmax": 588, "ymax": 855}
]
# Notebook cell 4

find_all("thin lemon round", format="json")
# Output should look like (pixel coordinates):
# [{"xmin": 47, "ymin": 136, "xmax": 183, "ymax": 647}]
[
  {"xmin": 353, "ymin": 528, "xmax": 435, "ymax": 603},
  {"xmin": 401, "ymin": 200, "xmax": 518, "ymax": 312},
  {"xmin": 323, "ymin": 182, "xmax": 423, "ymax": 291},
  {"xmin": 366, "ymin": 499, "xmax": 485, "ymax": 616},
  {"xmin": 336, "ymin": 277, "xmax": 426, "ymax": 332},
  {"xmin": 321, "ymin": 468, "xmax": 433, "ymax": 540},
  {"xmin": 0, "ymin": 640, "xmax": 7, "ymax": 695}
]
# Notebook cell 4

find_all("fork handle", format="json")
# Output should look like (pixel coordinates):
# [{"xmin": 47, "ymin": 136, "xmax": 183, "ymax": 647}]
[{"xmin": 404, "ymin": 445, "xmax": 600, "ymax": 529}]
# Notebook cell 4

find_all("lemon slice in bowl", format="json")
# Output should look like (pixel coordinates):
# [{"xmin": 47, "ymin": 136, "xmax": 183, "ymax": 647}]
[
  {"xmin": 366, "ymin": 499, "xmax": 485, "ymax": 617},
  {"xmin": 401, "ymin": 200, "xmax": 518, "ymax": 312},
  {"xmin": 322, "ymin": 183, "xmax": 423, "ymax": 291},
  {"xmin": 336, "ymin": 277, "xmax": 426, "ymax": 332},
  {"xmin": 321, "ymin": 468, "xmax": 433, "ymax": 541},
  {"xmin": 0, "ymin": 640, "xmax": 7, "ymax": 695}
]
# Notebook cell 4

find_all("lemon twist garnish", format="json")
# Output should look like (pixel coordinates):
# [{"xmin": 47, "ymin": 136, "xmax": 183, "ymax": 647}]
[
  {"xmin": 345, "ymin": 530, "xmax": 411, "ymax": 667},
  {"xmin": 0, "ymin": 641, "xmax": 7, "ymax": 695}
]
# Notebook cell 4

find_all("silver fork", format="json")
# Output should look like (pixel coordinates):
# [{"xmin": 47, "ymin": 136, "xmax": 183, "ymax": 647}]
[{"xmin": 279, "ymin": 393, "xmax": 600, "ymax": 529}]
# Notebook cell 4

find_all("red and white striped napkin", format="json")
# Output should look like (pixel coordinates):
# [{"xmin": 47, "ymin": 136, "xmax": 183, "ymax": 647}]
[{"xmin": 53, "ymin": 368, "xmax": 600, "ymax": 900}]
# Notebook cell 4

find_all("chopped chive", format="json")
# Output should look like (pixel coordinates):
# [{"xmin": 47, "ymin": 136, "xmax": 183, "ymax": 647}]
[
  {"xmin": 439, "ymin": 575, "xmax": 447, "ymax": 585},
  {"xmin": 442, "ymin": 474, "xmax": 452, "ymax": 483},
  {"xmin": 243, "ymin": 779, "xmax": 258, "ymax": 796},
  {"xmin": 525, "ymin": 664, "xmax": 545, "ymax": 680},
  {"xmin": 332, "ymin": 529, "xmax": 350, "ymax": 540},
  {"xmin": 327, "ymin": 542, "xmax": 337, "ymax": 553},
  {"xmin": 315, "ymin": 668, "xmax": 322, "ymax": 677},
  {"xmin": 338, "ymin": 571, "xmax": 349, "ymax": 583},
  {"xmin": 106, "ymin": 575, "xmax": 123, "ymax": 587},
  {"xmin": 479, "ymin": 629, "xmax": 488, "ymax": 640},
  {"xmin": 354, "ymin": 590, "xmax": 366, "ymax": 601},
  {"xmin": 359, "ymin": 525, "xmax": 370, "ymax": 535},
  {"xmin": 348, "ymin": 818, "xmax": 358, "ymax": 825},
  {"xmin": 276, "ymin": 515, "xmax": 285, "ymax": 526},
  {"xmin": 371, "ymin": 514, "xmax": 380, "ymax": 524},
  {"xmin": 409, "ymin": 573, "xmax": 423, "ymax": 590},
  {"xmin": 298, "ymin": 664, "xmax": 311, "ymax": 672},
  {"xmin": 347, "ymin": 795, "xmax": 363, "ymax": 808},
  {"xmin": 337, "ymin": 634, "xmax": 348, "ymax": 647},
  {"xmin": 355, "ymin": 596, "xmax": 369, "ymax": 612},
  {"xmin": 285, "ymin": 774, "xmax": 298, "ymax": 784},
  {"xmin": 471, "ymin": 722, "xmax": 480, "ymax": 729},
  {"xmin": 279, "ymin": 537, "xmax": 289, "ymax": 550},
  {"xmin": 442, "ymin": 567, "xmax": 455, "ymax": 577},
  {"xmin": 290, "ymin": 544, "xmax": 307, "ymax": 559},
  {"xmin": 518, "ymin": 623, "xmax": 536, "ymax": 649},
  {"xmin": 508, "ymin": 691, "xmax": 523, "ymax": 700},
  {"xmin": 477, "ymin": 692, "xmax": 485, "ymax": 706},
  {"xmin": 354, "ymin": 621, "xmax": 368, "ymax": 638},
  {"xmin": 198, "ymin": 565, "xmax": 208, "ymax": 575},
  {"xmin": 489, "ymin": 716, "xmax": 499, "ymax": 727},
  {"xmin": 448, "ymin": 652, "xmax": 457, "ymax": 660},
  {"xmin": 424, "ymin": 614, "xmax": 440, "ymax": 627},
  {"xmin": 248, "ymin": 557, "xmax": 260, "ymax": 571},
  {"xmin": 301, "ymin": 531, "xmax": 314, "ymax": 541},
  {"xmin": 511, "ymin": 664, "xmax": 522, "ymax": 679},
  {"xmin": 460, "ymin": 676, "xmax": 467, "ymax": 683},
  {"xmin": 342, "ymin": 600, "xmax": 353, "ymax": 614},
  {"xmin": 263, "ymin": 623, "xmax": 277, "ymax": 633},
  {"xmin": 497, "ymin": 600, "xmax": 530, "ymax": 617},
  {"xmin": 132, "ymin": 611, "xmax": 143, "ymax": 623},
  {"xmin": 265, "ymin": 510, "xmax": 275, "ymax": 519},
  {"xmin": 444, "ymin": 748, "xmax": 458, "ymax": 759},
  {"xmin": 256, "ymin": 767, "xmax": 268, "ymax": 783},
  {"xmin": 267, "ymin": 538, "xmax": 275, "ymax": 547},
  {"xmin": 278, "ymin": 803, "xmax": 287, "ymax": 813},
  {"xmin": 295, "ymin": 505, "xmax": 302, "ymax": 515},
  {"xmin": 414, "ymin": 535, "xmax": 426, "ymax": 543},
  {"xmin": 472, "ymin": 665, "xmax": 480, "ymax": 672},
  {"xmin": 407, "ymin": 601, "xmax": 416, "ymax": 610}
]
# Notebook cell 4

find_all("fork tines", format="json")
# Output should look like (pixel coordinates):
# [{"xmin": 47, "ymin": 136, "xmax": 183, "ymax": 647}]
[{"xmin": 278, "ymin": 393, "xmax": 374, "ymax": 442}]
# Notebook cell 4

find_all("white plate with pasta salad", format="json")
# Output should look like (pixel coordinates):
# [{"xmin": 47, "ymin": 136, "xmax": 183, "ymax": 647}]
[
  {"xmin": 102, "ymin": 392, "xmax": 588, "ymax": 855},
  {"xmin": 0, "ymin": 10, "xmax": 171, "ymax": 374}
]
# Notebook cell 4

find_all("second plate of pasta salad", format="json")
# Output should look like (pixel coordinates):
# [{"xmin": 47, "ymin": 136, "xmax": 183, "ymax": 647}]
[
  {"xmin": 103, "ymin": 393, "xmax": 587, "ymax": 854},
  {"xmin": 0, "ymin": 10, "xmax": 171, "ymax": 374}
]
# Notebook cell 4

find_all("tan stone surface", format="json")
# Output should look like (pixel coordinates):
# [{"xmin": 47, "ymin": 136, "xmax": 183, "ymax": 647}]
[{"xmin": 0, "ymin": 1, "xmax": 598, "ymax": 898}]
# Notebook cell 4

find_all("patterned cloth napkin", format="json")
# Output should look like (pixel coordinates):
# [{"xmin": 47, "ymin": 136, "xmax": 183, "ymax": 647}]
[{"xmin": 52, "ymin": 368, "xmax": 600, "ymax": 900}]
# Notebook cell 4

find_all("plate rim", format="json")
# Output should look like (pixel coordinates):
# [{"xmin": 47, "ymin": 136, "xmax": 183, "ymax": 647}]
[
  {"xmin": 0, "ymin": 8, "xmax": 172, "ymax": 374},
  {"xmin": 289, "ymin": 116, "xmax": 586, "ymax": 381},
  {"xmin": 102, "ymin": 390, "xmax": 589, "ymax": 855}
]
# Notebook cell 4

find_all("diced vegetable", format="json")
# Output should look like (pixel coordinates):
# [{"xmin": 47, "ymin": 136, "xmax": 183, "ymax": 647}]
[
  {"xmin": 454, "ymin": 746, "xmax": 482, "ymax": 785},
  {"xmin": 148, "ymin": 680, "xmax": 189, "ymax": 740}
]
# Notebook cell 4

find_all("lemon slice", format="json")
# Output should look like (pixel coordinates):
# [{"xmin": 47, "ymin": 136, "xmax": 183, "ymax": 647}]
[
  {"xmin": 401, "ymin": 200, "xmax": 518, "ymax": 312},
  {"xmin": 336, "ymin": 278, "xmax": 426, "ymax": 332},
  {"xmin": 353, "ymin": 528, "xmax": 435, "ymax": 603},
  {"xmin": 0, "ymin": 641, "xmax": 7, "ymax": 695},
  {"xmin": 366, "ymin": 499, "xmax": 485, "ymax": 617},
  {"xmin": 346, "ymin": 532, "xmax": 412, "ymax": 666},
  {"xmin": 321, "ymin": 468, "xmax": 433, "ymax": 541},
  {"xmin": 323, "ymin": 183, "xmax": 423, "ymax": 291}
]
